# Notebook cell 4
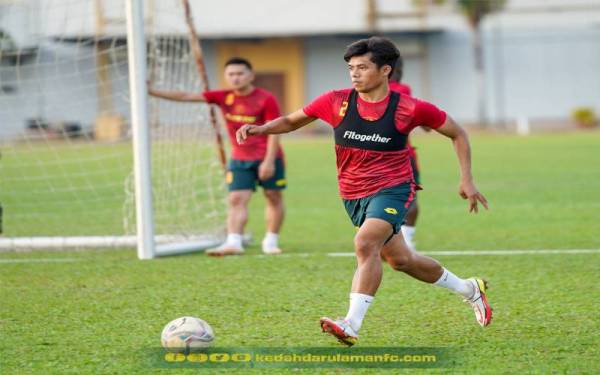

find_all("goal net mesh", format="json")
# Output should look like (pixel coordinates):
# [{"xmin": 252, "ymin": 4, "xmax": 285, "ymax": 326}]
[{"xmin": 0, "ymin": 0, "xmax": 227, "ymax": 250}]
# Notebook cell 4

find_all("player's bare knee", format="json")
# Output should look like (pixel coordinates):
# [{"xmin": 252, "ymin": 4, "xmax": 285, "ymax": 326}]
[
  {"xmin": 354, "ymin": 236, "xmax": 381, "ymax": 260},
  {"xmin": 263, "ymin": 190, "xmax": 282, "ymax": 205},
  {"xmin": 387, "ymin": 252, "xmax": 414, "ymax": 271},
  {"xmin": 228, "ymin": 192, "xmax": 250, "ymax": 207}
]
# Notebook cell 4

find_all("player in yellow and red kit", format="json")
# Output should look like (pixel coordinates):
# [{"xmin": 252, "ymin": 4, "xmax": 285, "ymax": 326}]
[{"xmin": 150, "ymin": 58, "xmax": 285, "ymax": 256}]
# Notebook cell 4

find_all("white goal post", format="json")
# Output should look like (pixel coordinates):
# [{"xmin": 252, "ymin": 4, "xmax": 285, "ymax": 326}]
[
  {"xmin": 0, "ymin": 0, "xmax": 227, "ymax": 258},
  {"xmin": 126, "ymin": 0, "xmax": 154, "ymax": 258}
]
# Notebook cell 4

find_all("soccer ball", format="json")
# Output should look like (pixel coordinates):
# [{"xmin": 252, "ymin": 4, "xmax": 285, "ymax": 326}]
[{"xmin": 161, "ymin": 316, "xmax": 215, "ymax": 353}]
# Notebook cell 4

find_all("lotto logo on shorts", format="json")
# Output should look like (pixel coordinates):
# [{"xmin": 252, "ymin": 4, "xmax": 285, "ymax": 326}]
[{"xmin": 384, "ymin": 207, "xmax": 398, "ymax": 215}]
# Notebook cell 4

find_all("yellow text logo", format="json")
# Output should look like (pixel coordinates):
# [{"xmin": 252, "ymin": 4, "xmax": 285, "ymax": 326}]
[
  {"xmin": 225, "ymin": 113, "xmax": 258, "ymax": 124},
  {"xmin": 384, "ymin": 207, "xmax": 398, "ymax": 215},
  {"xmin": 225, "ymin": 93, "xmax": 235, "ymax": 105},
  {"xmin": 339, "ymin": 101, "xmax": 349, "ymax": 117}
]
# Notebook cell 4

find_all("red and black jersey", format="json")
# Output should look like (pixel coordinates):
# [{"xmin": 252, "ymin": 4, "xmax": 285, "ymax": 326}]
[
  {"xmin": 303, "ymin": 88, "xmax": 446, "ymax": 199},
  {"xmin": 204, "ymin": 88, "xmax": 283, "ymax": 161},
  {"xmin": 388, "ymin": 81, "xmax": 412, "ymax": 96}
]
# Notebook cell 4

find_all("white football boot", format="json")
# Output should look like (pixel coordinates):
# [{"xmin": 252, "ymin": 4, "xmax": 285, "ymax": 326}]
[
  {"xmin": 465, "ymin": 277, "xmax": 493, "ymax": 327},
  {"xmin": 320, "ymin": 317, "xmax": 358, "ymax": 346}
]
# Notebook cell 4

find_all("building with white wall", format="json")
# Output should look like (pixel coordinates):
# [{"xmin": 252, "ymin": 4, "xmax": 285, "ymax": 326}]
[{"xmin": 1, "ymin": 0, "xmax": 599, "ymax": 137}]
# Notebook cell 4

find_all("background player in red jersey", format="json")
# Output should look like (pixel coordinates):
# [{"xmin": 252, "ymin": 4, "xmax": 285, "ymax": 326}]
[
  {"xmin": 236, "ymin": 37, "xmax": 491, "ymax": 346},
  {"xmin": 389, "ymin": 59, "xmax": 427, "ymax": 251},
  {"xmin": 149, "ymin": 58, "xmax": 285, "ymax": 256}
]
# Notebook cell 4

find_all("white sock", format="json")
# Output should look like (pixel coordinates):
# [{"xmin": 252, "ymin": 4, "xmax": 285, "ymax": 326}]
[
  {"xmin": 241, "ymin": 232, "xmax": 253, "ymax": 245},
  {"xmin": 224, "ymin": 233, "xmax": 243, "ymax": 249},
  {"xmin": 401, "ymin": 225, "xmax": 416, "ymax": 250},
  {"xmin": 344, "ymin": 293, "xmax": 374, "ymax": 332},
  {"xmin": 262, "ymin": 232, "xmax": 279, "ymax": 250},
  {"xmin": 434, "ymin": 268, "xmax": 474, "ymax": 298}
]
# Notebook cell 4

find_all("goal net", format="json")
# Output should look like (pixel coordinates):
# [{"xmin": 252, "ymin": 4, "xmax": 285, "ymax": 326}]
[{"xmin": 0, "ymin": 0, "xmax": 227, "ymax": 256}]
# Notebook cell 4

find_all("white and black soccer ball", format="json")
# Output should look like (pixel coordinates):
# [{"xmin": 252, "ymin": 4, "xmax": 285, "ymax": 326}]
[{"xmin": 161, "ymin": 316, "xmax": 215, "ymax": 353}]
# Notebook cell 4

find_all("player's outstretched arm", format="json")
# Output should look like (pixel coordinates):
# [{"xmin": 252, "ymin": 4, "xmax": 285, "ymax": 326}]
[
  {"xmin": 434, "ymin": 116, "xmax": 489, "ymax": 213},
  {"xmin": 236, "ymin": 109, "xmax": 316, "ymax": 144},
  {"xmin": 147, "ymin": 84, "xmax": 206, "ymax": 102}
]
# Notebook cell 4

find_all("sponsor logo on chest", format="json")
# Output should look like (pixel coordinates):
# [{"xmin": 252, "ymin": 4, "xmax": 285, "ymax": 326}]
[
  {"xmin": 343, "ymin": 130, "xmax": 391, "ymax": 144},
  {"xmin": 225, "ymin": 113, "xmax": 258, "ymax": 124}
]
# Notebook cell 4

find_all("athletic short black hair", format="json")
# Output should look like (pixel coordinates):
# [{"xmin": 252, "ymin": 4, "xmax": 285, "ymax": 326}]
[
  {"xmin": 390, "ymin": 54, "xmax": 404, "ymax": 82},
  {"xmin": 344, "ymin": 37, "xmax": 400, "ymax": 78},
  {"xmin": 224, "ymin": 57, "xmax": 253, "ymax": 70}
]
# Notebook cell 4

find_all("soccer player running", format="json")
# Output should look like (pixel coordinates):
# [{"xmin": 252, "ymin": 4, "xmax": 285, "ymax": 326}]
[
  {"xmin": 388, "ymin": 59, "xmax": 427, "ymax": 251},
  {"xmin": 149, "ymin": 58, "xmax": 285, "ymax": 256},
  {"xmin": 236, "ymin": 37, "xmax": 491, "ymax": 346}
]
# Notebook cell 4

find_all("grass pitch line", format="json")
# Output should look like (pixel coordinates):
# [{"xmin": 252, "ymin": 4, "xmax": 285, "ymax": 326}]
[
  {"xmin": 327, "ymin": 249, "xmax": 600, "ymax": 257},
  {"xmin": 0, "ymin": 258, "xmax": 79, "ymax": 264},
  {"xmin": 1, "ymin": 250, "xmax": 598, "ymax": 261}
]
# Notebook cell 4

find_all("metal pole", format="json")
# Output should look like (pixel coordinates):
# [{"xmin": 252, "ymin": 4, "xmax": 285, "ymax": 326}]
[
  {"xmin": 125, "ymin": 0, "xmax": 155, "ymax": 259},
  {"xmin": 181, "ymin": 0, "xmax": 227, "ymax": 171}
]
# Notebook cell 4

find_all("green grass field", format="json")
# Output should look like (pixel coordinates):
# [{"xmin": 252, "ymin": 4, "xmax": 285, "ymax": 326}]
[{"xmin": 1, "ymin": 131, "xmax": 599, "ymax": 374}]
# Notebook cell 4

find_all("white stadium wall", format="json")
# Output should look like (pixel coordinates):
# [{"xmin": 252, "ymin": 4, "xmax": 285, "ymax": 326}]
[
  {"xmin": 2, "ymin": 0, "xmax": 599, "ymax": 129},
  {"xmin": 0, "ymin": 40, "xmax": 219, "ymax": 139},
  {"xmin": 482, "ymin": 24, "xmax": 600, "ymax": 125}
]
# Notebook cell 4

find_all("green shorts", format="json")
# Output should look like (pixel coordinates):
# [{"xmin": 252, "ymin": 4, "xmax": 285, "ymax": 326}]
[
  {"xmin": 343, "ymin": 182, "xmax": 415, "ymax": 234},
  {"xmin": 226, "ymin": 158, "xmax": 286, "ymax": 191}
]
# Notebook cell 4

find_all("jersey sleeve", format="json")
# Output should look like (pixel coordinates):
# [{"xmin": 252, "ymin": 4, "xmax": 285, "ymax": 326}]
[
  {"xmin": 263, "ymin": 94, "xmax": 281, "ymax": 122},
  {"xmin": 389, "ymin": 81, "xmax": 412, "ymax": 96},
  {"xmin": 202, "ymin": 90, "xmax": 226, "ymax": 105},
  {"xmin": 410, "ymin": 99, "xmax": 447, "ymax": 130},
  {"xmin": 302, "ymin": 91, "xmax": 337, "ymax": 126}
]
